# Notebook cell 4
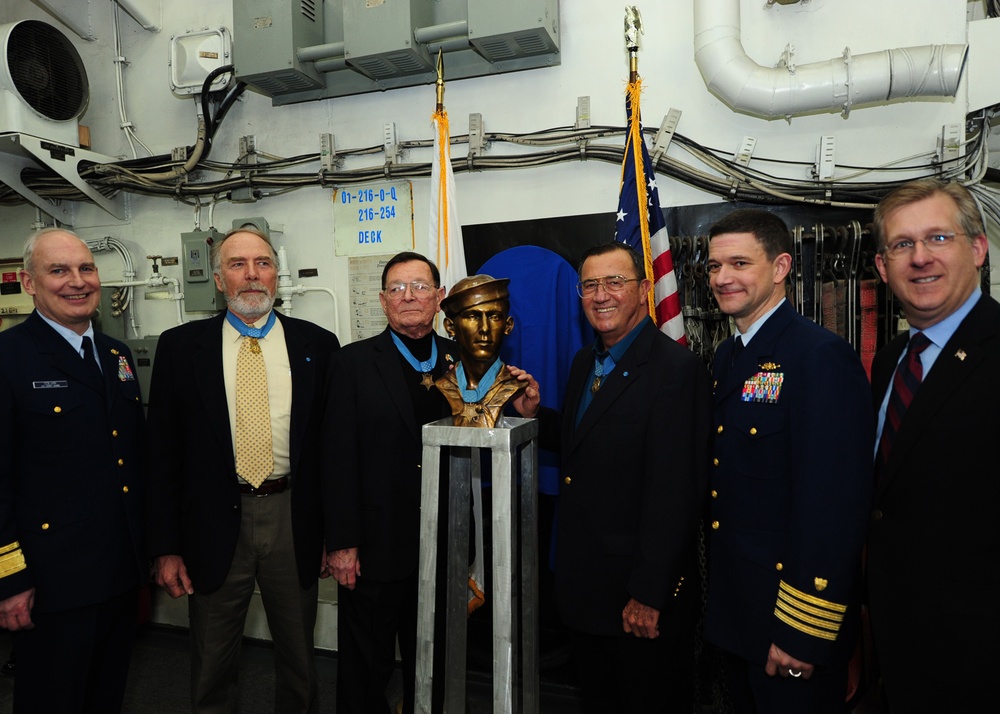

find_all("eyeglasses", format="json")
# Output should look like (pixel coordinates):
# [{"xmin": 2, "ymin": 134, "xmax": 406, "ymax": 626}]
[
  {"xmin": 383, "ymin": 281, "xmax": 437, "ymax": 299},
  {"xmin": 882, "ymin": 232, "xmax": 963, "ymax": 259},
  {"xmin": 576, "ymin": 275, "xmax": 640, "ymax": 297}
]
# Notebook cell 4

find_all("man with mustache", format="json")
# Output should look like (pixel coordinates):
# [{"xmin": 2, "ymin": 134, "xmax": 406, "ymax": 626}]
[{"xmin": 145, "ymin": 228, "xmax": 340, "ymax": 712}]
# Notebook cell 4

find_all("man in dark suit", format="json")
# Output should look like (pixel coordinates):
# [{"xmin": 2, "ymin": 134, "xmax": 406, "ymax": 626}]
[
  {"xmin": 0, "ymin": 228, "xmax": 146, "ymax": 713},
  {"xmin": 145, "ymin": 228, "xmax": 339, "ymax": 713},
  {"xmin": 322, "ymin": 252, "xmax": 456, "ymax": 714},
  {"xmin": 868, "ymin": 179, "xmax": 999, "ymax": 712},
  {"xmin": 543, "ymin": 242, "xmax": 711, "ymax": 713},
  {"xmin": 704, "ymin": 209, "xmax": 873, "ymax": 714}
]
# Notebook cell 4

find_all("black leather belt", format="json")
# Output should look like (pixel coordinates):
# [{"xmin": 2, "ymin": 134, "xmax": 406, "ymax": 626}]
[{"xmin": 238, "ymin": 475, "xmax": 290, "ymax": 496}]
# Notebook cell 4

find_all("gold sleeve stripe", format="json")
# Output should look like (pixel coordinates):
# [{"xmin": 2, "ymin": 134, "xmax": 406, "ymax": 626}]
[
  {"xmin": 779, "ymin": 580, "xmax": 848, "ymax": 613},
  {"xmin": 775, "ymin": 599, "xmax": 842, "ymax": 633},
  {"xmin": 0, "ymin": 548, "xmax": 27, "ymax": 579},
  {"xmin": 0, "ymin": 541, "xmax": 20, "ymax": 556},
  {"xmin": 776, "ymin": 590, "xmax": 845, "ymax": 623},
  {"xmin": 774, "ymin": 608, "xmax": 839, "ymax": 641}
]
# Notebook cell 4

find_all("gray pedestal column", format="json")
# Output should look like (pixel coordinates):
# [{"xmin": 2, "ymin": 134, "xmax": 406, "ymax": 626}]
[{"xmin": 416, "ymin": 416, "xmax": 539, "ymax": 714}]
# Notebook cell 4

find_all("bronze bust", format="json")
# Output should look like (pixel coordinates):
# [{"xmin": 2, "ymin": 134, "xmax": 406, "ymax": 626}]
[{"xmin": 434, "ymin": 274, "xmax": 525, "ymax": 427}]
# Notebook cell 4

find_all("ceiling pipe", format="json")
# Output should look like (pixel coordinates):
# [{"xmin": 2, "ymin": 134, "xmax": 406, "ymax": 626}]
[{"xmin": 693, "ymin": 0, "xmax": 968, "ymax": 119}]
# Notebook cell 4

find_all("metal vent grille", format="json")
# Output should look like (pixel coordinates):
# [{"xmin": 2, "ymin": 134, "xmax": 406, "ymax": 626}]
[
  {"xmin": 6, "ymin": 20, "xmax": 87, "ymax": 121},
  {"xmin": 351, "ymin": 51, "xmax": 432, "ymax": 80},
  {"xmin": 300, "ymin": 0, "xmax": 317, "ymax": 23},
  {"xmin": 249, "ymin": 69, "xmax": 322, "ymax": 95},
  {"xmin": 474, "ymin": 29, "xmax": 558, "ymax": 63}
]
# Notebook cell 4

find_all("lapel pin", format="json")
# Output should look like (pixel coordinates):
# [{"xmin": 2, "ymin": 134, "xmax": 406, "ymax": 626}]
[{"xmin": 955, "ymin": 349, "xmax": 967, "ymax": 361}]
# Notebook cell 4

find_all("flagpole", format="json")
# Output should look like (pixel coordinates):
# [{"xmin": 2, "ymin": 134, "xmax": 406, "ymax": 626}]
[
  {"xmin": 624, "ymin": 7, "xmax": 656, "ymax": 321},
  {"xmin": 435, "ymin": 48, "xmax": 444, "ymax": 114},
  {"xmin": 625, "ymin": 6, "xmax": 640, "ymax": 81}
]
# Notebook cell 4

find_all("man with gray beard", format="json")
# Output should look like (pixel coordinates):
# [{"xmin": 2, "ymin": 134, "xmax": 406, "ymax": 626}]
[{"xmin": 145, "ymin": 228, "xmax": 340, "ymax": 712}]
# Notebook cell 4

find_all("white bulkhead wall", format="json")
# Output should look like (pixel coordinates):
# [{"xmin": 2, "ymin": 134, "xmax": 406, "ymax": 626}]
[{"xmin": 0, "ymin": 0, "xmax": 991, "ymax": 646}]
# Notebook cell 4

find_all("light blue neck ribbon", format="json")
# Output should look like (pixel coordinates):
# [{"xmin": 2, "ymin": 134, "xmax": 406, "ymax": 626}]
[
  {"xmin": 390, "ymin": 331, "xmax": 438, "ymax": 373},
  {"xmin": 226, "ymin": 310, "xmax": 276, "ymax": 338},
  {"xmin": 593, "ymin": 350, "xmax": 614, "ymax": 380},
  {"xmin": 456, "ymin": 359, "xmax": 504, "ymax": 403}
]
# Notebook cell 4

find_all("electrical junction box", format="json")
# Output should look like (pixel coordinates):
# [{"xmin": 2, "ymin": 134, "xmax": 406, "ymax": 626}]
[
  {"xmin": 169, "ymin": 27, "xmax": 233, "ymax": 95},
  {"xmin": 182, "ymin": 229, "xmax": 225, "ymax": 312},
  {"xmin": 0, "ymin": 259, "xmax": 32, "ymax": 317},
  {"xmin": 124, "ymin": 337, "xmax": 158, "ymax": 408},
  {"xmin": 343, "ymin": 0, "xmax": 434, "ymax": 80},
  {"xmin": 233, "ymin": 0, "xmax": 325, "ymax": 95},
  {"xmin": 234, "ymin": 0, "xmax": 560, "ymax": 104},
  {"xmin": 232, "ymin": 216, "xmax": 271, "ymax": 237}
]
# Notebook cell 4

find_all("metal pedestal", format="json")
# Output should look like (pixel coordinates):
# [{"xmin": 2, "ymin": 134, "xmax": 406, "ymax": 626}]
[{"xmin": 416, "ymin": 416, "xmax": 539, "ymax": 714}]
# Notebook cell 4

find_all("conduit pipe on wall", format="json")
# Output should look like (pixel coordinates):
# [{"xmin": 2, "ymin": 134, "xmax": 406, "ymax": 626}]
[
  {"xmin": 275, "ymin": 246, "xmax": 341, "ymax": 336},
  {"xmin": 693, "ymin": 0, "xmax": 968, "ymax": 119}
]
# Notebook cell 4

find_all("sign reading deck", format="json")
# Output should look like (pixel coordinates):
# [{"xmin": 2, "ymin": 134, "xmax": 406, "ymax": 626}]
[{"xmin": 333, "ymin": 181, "xmax": 413, "ymax": 257}]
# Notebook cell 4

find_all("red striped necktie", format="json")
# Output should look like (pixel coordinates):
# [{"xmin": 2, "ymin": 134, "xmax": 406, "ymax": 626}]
[{"xmin": 877, "ymin": 332, "xmax": 930, "ymax": 473}]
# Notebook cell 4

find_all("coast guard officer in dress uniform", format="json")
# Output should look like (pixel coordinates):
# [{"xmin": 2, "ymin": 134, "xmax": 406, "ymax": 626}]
[
  {"xmin": 704, "ymin": 209, "xmax": 872, "ymax": 714},
  {"xmin": 0, "ymin": 228, "xmax": 146, "ymax": 713}
]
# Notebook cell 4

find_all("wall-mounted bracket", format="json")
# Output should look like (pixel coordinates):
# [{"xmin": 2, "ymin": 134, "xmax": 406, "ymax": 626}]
[{"xmin": 0, "ymin": 133, "xmax": 125, "ymax": 224}]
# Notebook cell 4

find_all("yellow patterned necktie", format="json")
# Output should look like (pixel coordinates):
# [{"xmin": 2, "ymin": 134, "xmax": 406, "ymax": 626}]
[{"xmin": 235, "ymin": 335, "xmax": 273, "ymax": 488}]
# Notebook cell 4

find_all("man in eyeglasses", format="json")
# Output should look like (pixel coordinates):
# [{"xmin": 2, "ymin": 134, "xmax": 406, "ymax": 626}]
[
  {"xmin": 547, "ymin": 241, "xmax": 711, "ymax": 712},
  {"xmin": 868, "ymin": 179, "xmax": 999, "ymax": 713},
  {"xmin": 321, "ymin": 251, "xmax": 454, "ymax": 714},
  {"xmin": 704, "ymin": 209, "xmax": 872, "ymax": 714}
]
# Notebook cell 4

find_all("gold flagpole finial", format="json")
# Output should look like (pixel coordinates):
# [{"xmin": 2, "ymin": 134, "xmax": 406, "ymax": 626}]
[
  {"xmin": 435, "ymin": 49, "xmax": 445, "ymax": 113},
  {"xmin": 624, "ymin": 6, "xmax": 643, "ymax": 82}
]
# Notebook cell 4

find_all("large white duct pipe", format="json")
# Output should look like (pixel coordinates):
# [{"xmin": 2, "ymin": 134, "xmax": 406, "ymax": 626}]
[{"xmin": 693, "ymin": 0, "xmax": 968, "ymax": 119}]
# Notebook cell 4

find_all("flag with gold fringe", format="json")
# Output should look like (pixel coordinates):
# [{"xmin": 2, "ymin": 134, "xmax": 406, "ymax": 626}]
[
  {"xmin": 615, "ymin": 78, "xmax": 686, "ymax": 344},
  {"xmin": 428, "ymin": 87, "xmax": 483, "ymax": 615}
]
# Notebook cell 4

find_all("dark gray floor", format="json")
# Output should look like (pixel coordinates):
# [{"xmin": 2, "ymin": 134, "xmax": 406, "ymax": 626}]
[{"xmin": 0, "ymin": 626, "xmax": 585, "ymax": 713}]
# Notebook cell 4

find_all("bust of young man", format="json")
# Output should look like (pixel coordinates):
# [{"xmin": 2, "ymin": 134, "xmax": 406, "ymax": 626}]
[{"xmin": 434, "ymin": 274, "xmax": 525, "ymax": 427}]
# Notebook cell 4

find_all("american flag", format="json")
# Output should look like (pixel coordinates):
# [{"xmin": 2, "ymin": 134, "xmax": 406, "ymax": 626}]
[{"xmin": 615, "ymin": 79, "xmax": 686, "ymax": 345}]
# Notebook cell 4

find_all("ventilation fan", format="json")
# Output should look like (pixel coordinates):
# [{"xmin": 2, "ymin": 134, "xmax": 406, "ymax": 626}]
[{"xmin": 0, "ymin": 19, "xmax": 89, "ymax": 146}]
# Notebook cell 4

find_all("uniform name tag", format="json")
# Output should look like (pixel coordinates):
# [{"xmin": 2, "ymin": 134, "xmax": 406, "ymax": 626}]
[
  {"xmin": 741, "ymin": 372, "xmax": 784, "ymax": 403},
  {"xmin": 32, "ymin": 380, "xmax": 68, "ymax": 389}
]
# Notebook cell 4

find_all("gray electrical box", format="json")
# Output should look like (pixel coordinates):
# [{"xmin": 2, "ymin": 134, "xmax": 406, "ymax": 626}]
[
  {"xmin": 181, "ymin": 229, "xmax": 225, "ymax": 312},
  {"xmin": 232, "ymin": 216, "xmax": 271, "ymax": 237},
  {"xmin": 124, "ymin": 337, "xmax": 159, "ymax": 408},
  {"xmin": 343, "ymin": 0, "xmax": 433, "ymax": 80},
  {"xmin": 233, "ymin": 0, "xmax": 560, "ymax": 104},
  {"xmin": 233, "ymin": 0, "xmax": 326, "ymax": 95},
  {"xmin": 468, "ymin": 0, "xmax": 559, "ymax": 62}
]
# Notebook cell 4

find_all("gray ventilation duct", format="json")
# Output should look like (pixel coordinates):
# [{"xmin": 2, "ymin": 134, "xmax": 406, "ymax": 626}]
[{"xmin": 693, "ymin": 0, "xmax": 968, "ymax": 119}]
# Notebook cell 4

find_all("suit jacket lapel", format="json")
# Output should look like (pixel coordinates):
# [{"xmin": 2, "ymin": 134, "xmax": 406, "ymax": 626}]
[
  {"xmin": 714, "ymin": 300, "xmax": 796, "ymax": 405},
  {"xmin": 94, "ymin": 332, "xmax": 126, "ymax": 408},
  {"xmin": 191, "ymin": 313, "xmax": 233, "ymax": 461},
  {"xmin": 871, "ymin": 335, "xmax": 905, "ymax": 412},
  {"xmin": 372, "ymin": 329, "xmax": 426, "ymax": 441},
  {"xmin": 280, "ymin": 313, "xmax": 312, "ymax": 472},
  {"xmin": 879, "ymin": 297, "xmax": 1000, "ymax": 490},
  {"xmin": 25, "ymin": 312, "xmax": 105, "ymax": 395},
  {"xmin": 566, "ymin": 321, "xmax": 654, "ymax": 457}
]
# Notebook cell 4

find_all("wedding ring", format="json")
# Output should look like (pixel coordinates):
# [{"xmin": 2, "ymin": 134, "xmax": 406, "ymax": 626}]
[{"xmin": 789, "ymin": 669, "xmax": 802, "ymax": 678}]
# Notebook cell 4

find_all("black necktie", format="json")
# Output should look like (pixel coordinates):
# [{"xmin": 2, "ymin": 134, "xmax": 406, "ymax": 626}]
[
  {"xmin": 733, "ymin": 335, "xmax": 744, "ymax": 361},
  {"xmin": 81, "ymin": 336, "xmax": 103, "ymax": 380},
  {"xmin": 877, "ymin": 332, "xmax": 930, "ymax": 471}
]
